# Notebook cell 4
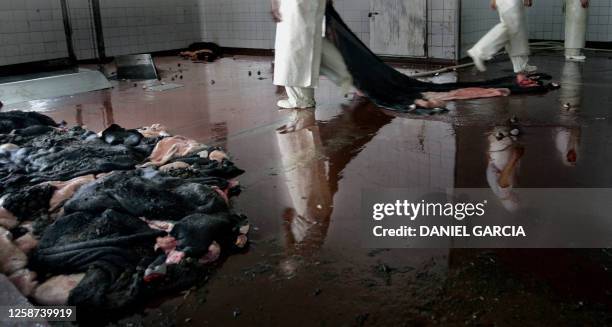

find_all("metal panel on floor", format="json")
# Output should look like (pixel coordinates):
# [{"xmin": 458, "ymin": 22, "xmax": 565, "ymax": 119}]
[
  {"xmin": 0, "ymin": 69, "xmax": 112, "ymax": 106},
  {"xmin": 115, "ymin": 54, "xmax": 159, "ymax": 80}
]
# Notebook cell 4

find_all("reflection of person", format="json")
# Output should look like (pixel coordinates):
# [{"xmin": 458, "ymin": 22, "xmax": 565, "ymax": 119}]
[
  {"xmin": 556, "ymin": 60, "xmax": 583, "ymax": 166},
  {"xmin": 271, "ymin": 0, "xmax": 352, "ymax": 109},
  {"xmin": 275, "ymin": 102, "xmax": 393, "ymax": 275},
  {"xmin": 102, "ymin": 91, "xmax": 114, "ymax": 127},
  {"xmin": 565, "ymin": 0, "xmax": 589, "ymax": 61},
  {"xmin": 75, "ymin": 104, "xmax": 83, "ymax": 126},
  {"xmin": 486, "ymin": 127, "xmax": 524, "ymax": 211},
  {"xmin": 555, "ymin": 127, "xmax": 580, "ymax": 166},
  {"xmin": 276, "ymin": 109, "xmax": 332, "ymax": 275},
  {"xmin": 559, "ymin": 61, "xmax": 583, "ymax": 110},
  {"xmin": 467, "ymin": 0, "xmax": 537, "ymax": 86}
]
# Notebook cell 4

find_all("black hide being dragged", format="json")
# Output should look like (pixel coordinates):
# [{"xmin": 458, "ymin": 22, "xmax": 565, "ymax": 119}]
[
  {"xmin": 324, "ymin": 4, "xmax": 556, "ymax": 112},
  {"xmin": 0, "ymin": 111, "xmax": 248, "ymax": 321}
]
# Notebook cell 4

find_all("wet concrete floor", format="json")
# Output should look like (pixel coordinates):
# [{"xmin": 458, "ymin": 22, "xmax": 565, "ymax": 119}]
[{"xmin": 3, "ymin": 52, "xmax": 612, "ymax": 326}]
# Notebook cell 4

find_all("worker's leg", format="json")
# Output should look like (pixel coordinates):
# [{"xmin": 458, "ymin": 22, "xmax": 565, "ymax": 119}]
[
  {"xmin": 499, "ymin": 1, "xmax": 535, "ymax": 73},
  {"xmin": 505, "ymin": 34, "xmax": 535, "ymax": 73},
  {"xmin": 278, "ymin": 87, "xmax": 316, "ymax": 109},
  {"xmin": 278, "ymin": 39, "xmax": 351, "ymax": 109},
  {"xmin": 564, "ymin": 0, "xmax": 588, "ymax": 61},
  {"xmin": 508, "ymin": 55, "xmax": 531, "ymax": 74},
  {"xmin": 467, "ymin": 22, "xmax": 511, "ymax": 71},
  {"xmin": 320, "ymin": 38, "xmax": 352, "ymax": 93}
]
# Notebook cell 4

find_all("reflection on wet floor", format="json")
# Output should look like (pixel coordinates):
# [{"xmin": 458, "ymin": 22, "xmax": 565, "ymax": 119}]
[{"xmin": 4, "ymin": 54, "xmax": 612, "ymax": 326}]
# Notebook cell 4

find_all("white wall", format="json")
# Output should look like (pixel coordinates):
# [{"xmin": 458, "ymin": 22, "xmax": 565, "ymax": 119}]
[
  {"xmin": 0, "ymin": 0, "xmax": 69, "ymax": 66},
  {"xmin": 585, "ymin": 0, "xmax": 612, "ymax": 42},
  {"xmin": 428, "ymin": 0, "xmax": 459, "ymax": 60},
  {"xmin": 198, "ymin": 0, "xmax": 460, "ymax": 60},
  {"xmin": 197, "ymin": 0, "xmax": 275, "ymax": 50},
  {"xmin": 100, "ymin": 0, "xmax": 199, "ymax": 57},
  {"xmin": 66, "ymin": 0, "xmax": 95, "ymax": 60},
  {"xmin": 12, "ymin": 0, "xmax": 612, "ymax": 65},
  {"xmin": 334, "ymin": 0, "xmax": 372, "ymax": 46},
  {"xmin": 66, "ymin": 0, "xmax": 200, "ymax": 60},
  {"xmin": 528, "ymin": 0, "xmax": 612, "ymax": 42},
  {"xmin": 196, "ymin": 0, "xmax": 372, "ymax": 51},
  {"xmin": 460, "ymin": 0, "xmax": 498, "ymax": 58},
  {"xmin": 460, "ymin": 0, "xmax": 612, "ymax": 58},
  {"xmin": 1, "ymin": 0, "xmax": 462, "ymax": 66}
]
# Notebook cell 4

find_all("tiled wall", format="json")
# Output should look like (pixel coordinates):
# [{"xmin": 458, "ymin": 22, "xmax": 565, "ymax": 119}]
[
  {"xmin": 96, "ymin": 0, "xmax": 458, "ymax": 61},
  {"xmin": 460, "ymin": 0, "xmax": 612, "ymax": 58},
  {"xmin": 66, "ymin": 0, "xmax": 200, "ymax": 60},
  {"xmin": 4, "ymin": 0, "xmax": 612, "ymax": 66},
  {"xmin": 529, "ymin": 0, "xmax": 612, "ymax": 42},
  {"xmin": 428, "ymin": 0, "xmax": 458, "ymax": 60},
  {"xmin": 197, "ymin": 0, "xmax": 274, "ymax": 49},
  {"xmin": 199, "ymin": 0, "xmax": 459, "ymax": 60},
  {"xmin": 0, "ymin": 0, "xmax": 68, "ymax": 66},
  {"xmin": 527, "ymin": 0, "xmax": 565, "ymax": 41},
  {"xmin": 324, "ymin": 0, "xmax": 371, "ymax": 45},
  {"xmin": 459, "ymin": 0, "xmax": 499, "ymax": 58},
  {"xmin": 66, "ymin": 0, "xmax": 95, "ymax": 60},
  {"xmin": 100, "ymin": 0, "xmax": 199, "ymax": 58},
  {"xmin": 584, "ymin": 0, "xmax": 612, "ymax": 42},
  {"xmin": 196, "ymin": 0, "xmax": 371, "ymax": 50},
  {"xmin": 336, "ymin": 0, "xmax": 459, "ymax": 61},
  {"xmin": 1, "ymin": 0, "xmax": 462, "ymax": 65}
]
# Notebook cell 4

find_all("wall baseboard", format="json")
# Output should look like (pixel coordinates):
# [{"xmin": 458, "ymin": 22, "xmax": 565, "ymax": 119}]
[
  {"xmin": 0, "ymin": 46, "xmax": 461, "ymax": 76},
  {"xmin": 0, "ymin": 58, "xmax": 75, "ymax": 79}
]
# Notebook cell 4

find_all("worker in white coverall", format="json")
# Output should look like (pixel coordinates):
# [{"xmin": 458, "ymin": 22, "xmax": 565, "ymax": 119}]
[
  {"xmin": 565, "ymin": 0, "xmax": 589, "ymax": 61},
  {"xmin": 271, "ymin": 0, "xmax": 352, "ymax": 109},
  {"xmin": 467, "ymin": 0, "xmax": 537, "ymax": 86}
]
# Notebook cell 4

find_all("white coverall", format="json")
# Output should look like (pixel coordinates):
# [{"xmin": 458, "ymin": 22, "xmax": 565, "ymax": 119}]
[
  {"xmin": 273, "ymin": 0, "xmax": 352, "ymax": 108},
  {"xmin": 468, "ymin": 0, "xmax": 532, "ymax": 73},
  {"xmin": 564, "ymin": 0, "xmax": 588, "ymax": 60}
]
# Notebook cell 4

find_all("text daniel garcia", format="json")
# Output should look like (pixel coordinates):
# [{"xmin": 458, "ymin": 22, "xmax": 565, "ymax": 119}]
[
  {"xmin": 371, "ymin": 200, "xmax": 526, "ymax": 237},
  {"xmin": 373, "ymin": 225, "xmax": 526, "ymax": 237}
]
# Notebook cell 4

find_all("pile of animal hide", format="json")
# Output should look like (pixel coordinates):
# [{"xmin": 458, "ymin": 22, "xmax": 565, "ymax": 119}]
[
  {"xmin": 180, "ymin": 42, "xmax": 222, "ymax": 63},
  {"xmin": 325, "ymin": 3, "xmax": 559, "ymax": 112},
  {"xmin": 0, "ymin": 111, "xmax": 248, "ymax": 321}
]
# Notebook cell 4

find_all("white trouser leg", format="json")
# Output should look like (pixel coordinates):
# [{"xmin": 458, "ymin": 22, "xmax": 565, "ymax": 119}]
[
  {"xmin": 564, "ymin": 0, "xmax": 588, "ymax": 59},
  {"xmin": 320, "ymin": 38, "xmax": 352, "ymax": 93},
  {"xmin": 469, "ymin": 22, "xmax": 511, "ymax": 61},
  {"xmin": 285, "ymin": 86, "xmax": 315, "ymax": 108},
  {"xmin": 281, "ymin": 39, "xmax": 351, "ymax": 109},
  {"xmin": 500, "ymin": 2, "xmax": 530, "ymax": 56},
  {"xmin": 500, "ymin": 0, "xmax": 531, "ymax": 72},
  {"xmin": 509, "ymin": 55, "xmax": 529, "ymax": 73},
  {"xmin": 469, "ymin": 0, "xmax": 531, "ymax": 73}
]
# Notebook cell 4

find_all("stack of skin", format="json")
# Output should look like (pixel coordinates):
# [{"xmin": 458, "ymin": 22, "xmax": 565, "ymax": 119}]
[{"xmin": 0, "ymin": 111, "xmax": 249, "ymax": 322}]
